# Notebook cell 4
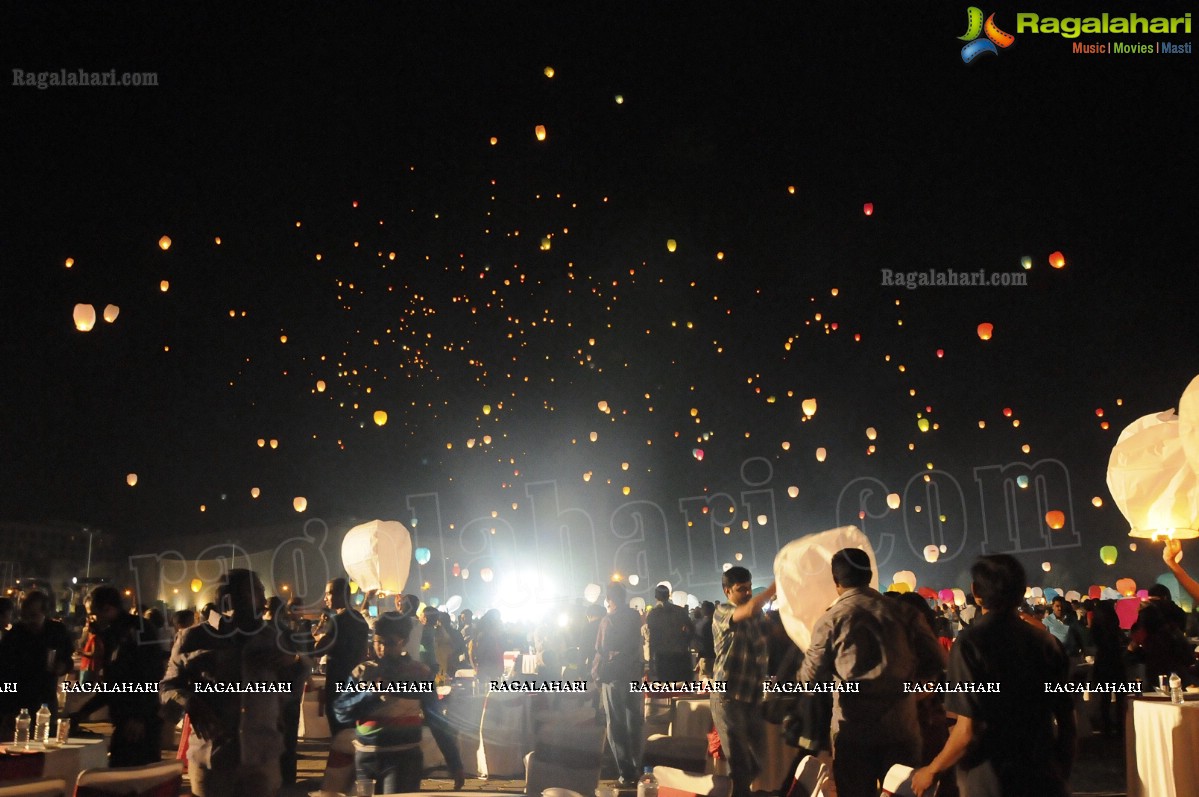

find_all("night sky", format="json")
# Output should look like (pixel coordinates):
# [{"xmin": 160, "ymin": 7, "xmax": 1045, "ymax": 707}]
[{"xmin": 2, "ymin": 1, "xmax": 1196, "ymax": 604}]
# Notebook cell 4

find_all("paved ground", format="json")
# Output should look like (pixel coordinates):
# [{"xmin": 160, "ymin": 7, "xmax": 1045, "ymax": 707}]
[{"xmin": 78, "ymin": 721, "xmax": 1128, "ymax": 796}]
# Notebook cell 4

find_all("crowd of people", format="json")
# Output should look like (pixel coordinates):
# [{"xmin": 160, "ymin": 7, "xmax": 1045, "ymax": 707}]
[{"xmin": 0, "ymin": 538, "xmax": 1195, "ymax": 796}]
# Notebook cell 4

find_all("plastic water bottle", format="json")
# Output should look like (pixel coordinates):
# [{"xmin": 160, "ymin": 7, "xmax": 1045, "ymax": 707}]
[
  {"xmin": 637, "ymin": 766, "xmax": 658, "ymax": 797},
  {"xmin": 34, "ymin": 704, "xmax": 51, "ymax": 745},
  {"xmin": 13, "ymin": 708, "xmax": 30, "ymax": 747},
  {"xmin": 1169, "ymin": 673, "xmax": 1184, "ymax": 705}
]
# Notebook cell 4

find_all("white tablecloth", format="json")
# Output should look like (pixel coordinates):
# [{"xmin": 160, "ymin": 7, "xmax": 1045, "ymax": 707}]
[
  {"xmin": 1126, "ymin": 697, "xmax": 1199, "ymax": 797},
  {"xmin": 7, "ymin": 737, "xmax": 109, "ymax": 787}
]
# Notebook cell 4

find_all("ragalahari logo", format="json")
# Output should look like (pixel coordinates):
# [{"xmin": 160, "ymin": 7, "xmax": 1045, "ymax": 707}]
[{"xmin": 959, "ymin": 7, "xmax": 1016, "ymax": 62}]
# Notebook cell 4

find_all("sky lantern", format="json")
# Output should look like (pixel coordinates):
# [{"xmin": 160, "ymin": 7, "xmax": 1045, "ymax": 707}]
[
  {"xmin": 622, "ymin": 486, "xmax": 631, "ymax": 495},
  {"xmin": 543, "ymin": 65, "xmax": 555, "ymax": 78},
  {"xmin": 923, "ymin": 545, "xmax": 939, "ymax": 563},
  {"xmin": 936, "ymin": 348, "xmax": 944, "ymax": 358},
  {"xmin": 886, "ymin": 493, "xmax": 901, "ymax": 510},
  {"xmin": 102, "ymin": 304, "xmax": 120, "ymax": 323},
  {"xmin": 414, "ymin": 547, "xmax": 432, "ymax": 566},
  {"xmin": 269, "ymin": 439, "xmax": 278, "ymax": 449},
  {"xmin": 1100, "ymin": 546, "xmax": 1118, "ymax": 565},
  {"xmin": 250, "ymin": 487, "xmax": 260, "ymax": 498},
  {"xmin": 1016, "ymin": 475, "xmax": 1029, "ymax": 489},
  {"xmin": 801, "ymin": 398, "xmax": 817, "ymax": 417},
  {"xmin": 866, "ymin": 427, "xmax": 877, "ymax": 441},
  {"xmin": 863, "ymin": 202, "xmax": 874, "ymax": 216},
  {"xmin": 589, "ymin": 431, "xmax": 598, "ymax": 442},
  {"xmin": 341, "ymin": 520, "xmax": 412, "ymax": 593},
  {"xmin": 190, "ymin": 578, "xmax": 203, "ymax": 593},
  {"xmin": 1107, "ymin": 384, "xmax": 1199, "ymax": 540},
  {"xmin": 481, "ymin": 435, "xmax": 491, "ymax": 444},
  {"xmin": 316, "ymin": 380, "xmax": 326, "ymax": 393},
  {"xmin": 1092, "ymin": 496, "xmax": 1103, "ymax": 508},
  {"xmin": 893, "ymin": 570, "xmax": 917, "ymax": 590},
  {"xmin": 787, "ymin": 485, "xmax": 799, "ymax": 498},
  {"xmin": 158, "ymin": 235, "xmax": 171, "ymax": 250},
  {"xmin": 126, "ymin": 473, "xmax": 138, "ymax": 487},
  {"xmin": 1045, "ymin": 510, "xmax": 1066, "ymax": 529},
  {"xmin": 584, "ymin": 583, "xmax": 602, "ymax": 603},
  {"xmin": 597, "ymin": 400, "xmax": 609, "ymax": 413},
  {"xmin": 1115, "ymin": 577, "xmax": 1136, "ymax": 596},
  {"xmin": 1020, "ymin": 256, "xmax": 1033, "ymax": 270},
  {"xmin": 65, "ymin": 257, "xmax": 74, "ymax": 268},
  {"xmin": 917, "ymin": 417, "xmax": 930, "ymax": 433},
  {"xmin": 373, "ymin": 410, "xmax": 388, "ymax": 426},
  {"xmin": 159, "ymin": 280, "xmax": 170, "ymax": 292},
  {"xmin": 614, "ymin": 94, "xmax": 624, "ymax": 104},
  {"xmin": 292, "ymin": 496, "xmax": 308, "ymax": 512},
  {"xmin": 976, "ymin": 322, "xmax": 993, "ymax": 341},
  {"xmin": 534, "ymin": 125, "xmax": 547, "ymax": 141},
  {"xmin": 666, "ymin": 239, "xmax": 678, "ymax": 253},
  {"xmin": 489, "ymin": 136, "xmax": 498, "ymax": 145},
  {"xmin": 539, "ymin": 236, "xmax": 552, "ymax": 251},
  {"xmin": 815, "ymin": 447, "xmax": 827, "ymax": 462},
  {"xmin": 73, "ymin": 304, "xmax": 96, "ymax": 332},
  {"xmin": 1042, "ymin": 562, "xmax": 1052, "ymax": 572},
  {"xmin": 482, "ymin": 404, "xmax": 491, "ymax": 415},
  {"xmin": 1048, "ymin": 250, "xmax": 1066, "ymax": 268},
  {"xmin": 480, "ymin": 568, "xmax": 494, "ymax": 583}
]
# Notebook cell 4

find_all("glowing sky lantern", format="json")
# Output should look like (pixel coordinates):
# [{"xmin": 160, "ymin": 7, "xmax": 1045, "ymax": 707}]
[
  {"xmin": 480, "ymin": 568, "xmax": 494, "ymax": 583},
  {"xmin": 269, "ymin": 439, "xmax": 278, "ymax": 449},
  {"xmin": 917, "ymin": 417, "xmax": 930, "ymax": 433},
  {"xmin": 866, "ymin": 427, "xmax": 877, "ymax": 441},
  {"xmin": 1045, "ymin": 510, "xmax": 1066, "ymax": 529},
  {"xmin": 1048, "ymin": 250, "xmax": 1066, "ymax": 269},
  {"xmin": 893, "ymin": 570, "xmax": 917, "ymax": 590},
  {"xmin": 73, "ymin": 304, "xmax": 96, "ymax": 332},
  {"xmin": 102, "ymin": 304, "xmax": 120, "ymax": 323},
  {"xmin": 316, "ymin": 380, "xmax": 326, "ymax": 393},
  {"xmin": 886, "ymin": 493, "xmax": 901, "ymax": 510},
  {"xmin": 815, "ymin": 447, "xmax": 827, "ymax": 462},
  {"xmin": 65, "ymin": 257, "xmax": 74, "ymax": 268},
  {"xmin": 1115, "ymin": 577, "xmax": 1136, "ymax": 596},
  {"xmin": 158, "ymin": 235, "xmax": 172, "ymax": 251},
  {"xmin": 293, "ymin": 496, "xmax": 307, "ymax": 512},
  {"xmin": 190, "ymin": 578, "xmax": 203, "ymax": 593},
  {"xmin": 666, "ymin": 239, "xmax": 678, "ymax": 253},
  {"xmin": 482, "ymin": 404, "xmax": 491, "ymax": 415},
  {"xmin": 801, "ymin": 398, "xmax": 817, "ymax": 417},
  {"xmin": 614, "ymin": 94, "xmax": 624, "ymax": 104},
  {"xmin": 583, "ymin": 583, "xmax": 601, "ymax": 603},
  {"xmin": 1092, "ymin": 496, "xmax": 1103, "ymax": 507},
  {"xmin": 863, "ymin": 202, "xmax": 874, "ymax": 216},
  {"xmin": 787, "ymin": 485, "xmax": 799, "ymax": 498},
  {"xmin": 126, "ymin": 473, "xmax": 138, "ymax": 487},
  {"xmin": 1020, "ymin": 256, "xmax": 1033, "ymax": 270},
  {"xmin": 756, "ymin": 514, "xmax": 768, "ymax": 526},
  {"xmin": 589, "ymin": 431, "xmax": 598, "ymax": 442},
  {"xmin": 622, "ymin": 486, "xmax": 631, "ymax": 495},
  {"xmin": 539, "ymin": 236, "xmax": 551, "ymax": 251},
  {"xmin": 534, "ymin": 125, "xmax": 547, "ymax": 141},
  {"xmin": 952, "ymin": 588, "xmax": 967, "ymax": 606},
  {"xmin": 923, "ymin": 545, "xmax": 939, "ymax": 563},
  {"xmin": 628, "ymin": 574, "xmax": 640, "ymax": 586},
  {"xmin": 1042, "ymin": 561, "xmax": 1052, "ymax": 572},
  {"xmin": 160, "ymin": 280, "xmax": 170, "ymax": 292},
  {"xmin": 341, "ymin": 520, "xmax": 412, "ymax": 593},
  {"xmin": 250, "ymin": 487, "xmax": 260, "ymax": 498},
  {"xmin": 1100, "ymin": 545, "xmax": 1118, "ymax": 565},
  {"xmin": 1016, "ymin": 475, "xmax": 1029, "ymax": 489},
  {"xmin": 543, "ymin": 65, "xmax": 555, "ymax": 78},
  {"xmin": 976, "ymin": 322, "xmax": 993, "ymax": 341},
  {"xmin": 414, "ymin": 547, "xmax": 432, "ymax": 566},
  {"xmin": 597, "ymin": 400, "xmax": 609, "ymax": 413},
  {"xmin": 373, "ymin": 410, "xmax": 388, "ymax": 426}
]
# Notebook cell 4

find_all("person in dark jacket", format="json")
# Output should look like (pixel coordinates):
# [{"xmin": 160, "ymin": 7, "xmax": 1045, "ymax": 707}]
[
  {"xmin": 71, "ymin": 586, "xmax": 166, "ymax": 766},
  {"xmin": 593, "ymin": 581, "xmax": 646, "ymax": 785},
  {"xmin": 313, "ymin": 578, "xmax": 369, "ymax": 735}
]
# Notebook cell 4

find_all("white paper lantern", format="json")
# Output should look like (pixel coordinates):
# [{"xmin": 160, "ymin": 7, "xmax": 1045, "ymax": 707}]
[
  {"xmin": 73, "ymin": 304, "xmax": 96, "ymax": 332},
  {"xmin": 341, "ymin": 519, "xmax": 412, "ymax": 593},
  {"xmin": 103, "ymin": 304, "xmax": 120, "ymax": 323},
  {"xmin": 923, "ymin": 545, "xmax": 939, "ymax": 563},
  {"xmin": 775, "ymin": 525, "xmax": 878, "ymax": 652},
  {"xmin": 1107, "ymin": 389, "xmax": 1199, "ymax": 539},
  {"xmin": 292, "ymin": 496, "xmax": 307, "ymax": 512}
]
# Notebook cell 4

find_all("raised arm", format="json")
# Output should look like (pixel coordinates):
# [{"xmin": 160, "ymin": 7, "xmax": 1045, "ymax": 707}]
[{"xmin": 1163, "ymin": 540, "xmax": 1199, "ymax": 603}]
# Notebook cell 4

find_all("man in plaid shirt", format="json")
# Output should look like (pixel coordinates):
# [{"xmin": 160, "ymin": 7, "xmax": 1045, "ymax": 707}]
[{"xmin": 710, "ymin": 566, "xmax": 777, "ymax": 797}]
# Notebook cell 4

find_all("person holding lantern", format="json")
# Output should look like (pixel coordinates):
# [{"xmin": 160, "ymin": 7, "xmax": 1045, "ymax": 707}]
[{"xmin": 1162, "ymin": 538, "xmax": 1199, "ymax": 604}]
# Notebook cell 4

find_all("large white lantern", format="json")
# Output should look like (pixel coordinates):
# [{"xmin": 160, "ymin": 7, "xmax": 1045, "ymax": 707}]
[{"xmin": 341, "ymin": 519, "xmax": 413, "ymax": 593}]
